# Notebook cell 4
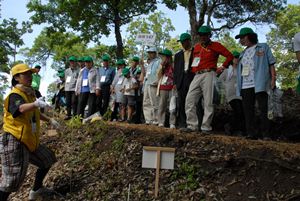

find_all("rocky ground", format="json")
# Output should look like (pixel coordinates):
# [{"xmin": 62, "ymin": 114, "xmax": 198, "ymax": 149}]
[{"xmin": 1, "ymin": 91, "xmax": 300, "ymax": 201}]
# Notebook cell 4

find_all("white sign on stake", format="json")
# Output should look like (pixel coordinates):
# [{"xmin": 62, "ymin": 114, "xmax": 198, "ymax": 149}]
[
  {"xmin": 135, "ymin": 33, "xmax": 156, "ymax": 46},
  {"xmin": 142, "ymin": 146, "xmax": 175, "ymax": 198}
]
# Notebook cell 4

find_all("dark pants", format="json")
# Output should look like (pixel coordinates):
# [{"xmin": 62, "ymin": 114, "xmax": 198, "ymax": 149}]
[
  {"xmin": 97, "ymin": 85, "xmax": 111, "ymax": 116},
  {"xmin": 229, "ymin": 99, "xmax": 245, "ymax": 133},
  {"xmin": 134, "ymin": 95, "xmax": 143, "ymax": 124},
  {"xmin": 65, "ymin": 91, "xmax": 78, "ymax": 117},
  {"xmin": 111, "ymin": 102, "xmax": 121, "ymax": 121},
  {"xmin": 241, "ymin": 88, "xmax": 269, "ymax": 138},
  {"xmin": 77, "ymin": 92, "xmax": 97, "ymax": 118}
]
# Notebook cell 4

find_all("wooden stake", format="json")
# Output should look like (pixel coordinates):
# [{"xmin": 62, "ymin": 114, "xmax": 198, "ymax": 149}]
[{"xmin": 155, "ymin": 150, "xmax": 161, "ymax": 198}]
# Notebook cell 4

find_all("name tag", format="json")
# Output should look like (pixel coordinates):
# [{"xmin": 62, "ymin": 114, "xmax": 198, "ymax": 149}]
[
  {"xmin": 191, "ymin": 57, "xmax": 201, "ymax": 67},
  {"xmin": 117, "ymin": 78, "xmax": 123, "ymax": 85},
  {"xmin": 32, "ymin": 122, "xmax": 36, "ymax": 133},
  {"xmin": 66, "ymin": 76, "xmax": 71, "ymax": 83},
  {"xmin": 162, "ymin": 75, "xmax": 168, "ymax": 85},
  {"xmin": 82, "ymin": 79, "xmax": 88, "ymax": 86},
  {"xmin": 100, "ymin": 76, "xmax": 106, "ymax": 82},
  {"xmin": 242, "ymin": 65, "xmax": 250, "ymax": 76}
]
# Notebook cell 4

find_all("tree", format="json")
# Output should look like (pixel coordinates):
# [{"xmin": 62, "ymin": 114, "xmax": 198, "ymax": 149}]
[
  {"xmin": 164, "ymin": 0, "xmax": 286, "ymax": 41},
  {"xmin": 267, "ymin": 4, "xmax": 300, "ymax": 89},
  {"xmin": 27, "ymin": 0, "xmax": 157, "ymax": 58},
  {"xmin": 125, "ymin": 11, "xmax": 175, "ymax": 55},
  {"xmin": 164, "ymin": 37, "xmax": 182, "ymax": 54},
  {"xmin": 0, "ymin": 18, "xmax": 31, "ymax": 72}
]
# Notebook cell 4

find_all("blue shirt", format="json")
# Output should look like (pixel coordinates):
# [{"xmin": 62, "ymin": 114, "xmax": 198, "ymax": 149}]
[
  {"xmin": 81, "ymin": 68, "xmax": 90, "ymax": 93},
  {"xmin": 236, "ymin": 43, "xmax": 276, "ymax": 96},
  {"xmin": 98, "ymin": 67, "xmax": 115, "ymax": 87}
]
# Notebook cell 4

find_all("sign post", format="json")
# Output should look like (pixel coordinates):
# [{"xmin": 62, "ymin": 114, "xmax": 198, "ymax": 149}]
[
  {"xmin": 142, "ymin": 146, "xmax": 175, "ymax": 198},
  {"xmin": 135, "ymin": 33, "xmax": 156, "ymax": 46}
]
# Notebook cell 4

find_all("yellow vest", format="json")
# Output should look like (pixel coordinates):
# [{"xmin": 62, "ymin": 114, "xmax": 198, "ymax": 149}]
[{"xmin": 3, "ymin": 87, "xmax": 40, "ymax": 152}]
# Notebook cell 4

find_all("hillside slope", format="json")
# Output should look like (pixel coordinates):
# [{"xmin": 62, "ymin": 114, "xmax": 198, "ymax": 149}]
[{"xmin": 7, "ymin": 120, "xmax": 300, "ymax": 201}]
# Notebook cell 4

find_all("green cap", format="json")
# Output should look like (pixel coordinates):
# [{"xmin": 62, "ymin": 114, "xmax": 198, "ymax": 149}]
[
  {"xmin": 78, "ymin": 57, "xmax": 85, "ymax": 62},
  {"xmin": 198, "ymin": 25, "xmax": 211, "ymax": 34},
  {"xmin": 177, "ymin": 33, "xmax": 191, "ymax": 42},
  {"xmin": 34, "ymin": 65, "xmax": 41, "ymax": 69},
  {"xmin": 69, "ymin": 56, "xmax": 77, "ymax": 61},
  {"xmin": 58, "ymin": 71, "xmax": 65, "ymax": 78},
  {"xmin": 235, "ymin": 27, "xmax": 256, "ymax": 39},
  {"xmin": 232, "ymin": 50, "xmax": 240, "ymax": 58},
  {"xmin": 136, "ymin": 67, "xmax": 141, "ymax": 74},
  {"xmin": 132, "ymin": 56, "xmax": 140, "ymax": 62},
  {"xmin": 102, "ymin": 54, "xmax": 111, "ymax": 61},
  {"xmin": 116, "ymin": 58, "xmax": 126, "ymax": 65},
  {"xmin": 122, "ymin": 67, "xmax": 130, "ymax": 76},
  {"xmin": 84, "ymin": 56, "xmax": 93, "ymax": 62},
  {"xmin": 159, "ymin": 49, "xmax": 173, "ymax": 57}
]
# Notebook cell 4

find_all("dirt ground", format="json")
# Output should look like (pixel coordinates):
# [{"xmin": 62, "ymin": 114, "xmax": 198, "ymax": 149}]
[
  {"xmin": 1, "ymin": 90, "xmax": 300, "ymax": 201},
  {"xmin": 5, "ymin": 120, "xmax": 300, "ymax": 201}
]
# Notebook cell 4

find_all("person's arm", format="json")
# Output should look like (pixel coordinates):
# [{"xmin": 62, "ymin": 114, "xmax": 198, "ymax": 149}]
[
  {"xmin": 215, "ymin": 42, "xmax": 234, "ymax": 68},
  {"xmin": 270, "ymin": 64, "xmax": 276, "ymax": 89}
]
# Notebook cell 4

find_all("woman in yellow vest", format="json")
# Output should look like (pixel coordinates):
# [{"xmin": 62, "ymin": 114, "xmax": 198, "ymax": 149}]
[{"xmin": 0, "ymin": 64, "xmax": 59, "ymax": 200}]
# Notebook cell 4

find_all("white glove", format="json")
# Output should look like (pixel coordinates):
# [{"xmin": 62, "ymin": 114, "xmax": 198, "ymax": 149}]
[
  {"xmin": 50, "ymin": 118, "xmax": 60, "ymax": 129},
  {"xmin": 34, "ymin": 97, "xmax": 49, "ymax": 108}
]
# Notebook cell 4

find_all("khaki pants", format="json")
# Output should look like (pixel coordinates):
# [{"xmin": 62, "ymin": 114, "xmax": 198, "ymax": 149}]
[
  {"xmin": 143, "ymin": 85, "xmax": 158, "ymax": 123},
  {"xmin": 157, "ymin": 90, "xmax": 176, "ymax": 126},
  {"xmin": 185, "ymin": 71, "xmax": 215, "ymax": 131}
]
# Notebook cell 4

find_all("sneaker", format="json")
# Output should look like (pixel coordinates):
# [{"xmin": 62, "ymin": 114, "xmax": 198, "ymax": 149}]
[
  {"xmin": 158, "ymin": 124, "xmax": 164, "ymax": 127},
  {"xmin": 179, "ymin": 127, "xmax": 195, "ymax": 133},
  {"xmin": 29, "ymin": 187, "xmax": 56, "ymax": 200},
  {"xmin": 152, "ymin": 121, "xmax": 159, "ymax": 125},
  {"xmin": 201, "ymin": 130, "xmax": 212, "ymax": 135},
  {"xmin": 170, "ymin": 124, "xmax": 176, "ymax": 129}
]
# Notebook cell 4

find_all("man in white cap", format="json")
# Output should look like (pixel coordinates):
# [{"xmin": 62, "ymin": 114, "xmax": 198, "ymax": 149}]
[{"xmin": 143, "ymin": 47, "xmax": 161, "ymax": 125}]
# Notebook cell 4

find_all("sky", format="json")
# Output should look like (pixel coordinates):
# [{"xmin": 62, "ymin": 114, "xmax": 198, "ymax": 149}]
[{"xmin": 1, "ymin": 0, "xmax": 300, "ymax": 97}]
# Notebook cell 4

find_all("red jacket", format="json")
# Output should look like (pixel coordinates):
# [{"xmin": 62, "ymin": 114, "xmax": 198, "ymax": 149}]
[
  {"xmin": 191, "ymin": 41, "xmax": 233, "ymax": 73},
  {"xmin": 159, "ymin": 64, "xmax": 174, "ymax": 91}
]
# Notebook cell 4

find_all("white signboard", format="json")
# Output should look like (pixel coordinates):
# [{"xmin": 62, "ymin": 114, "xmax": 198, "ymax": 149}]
[
  {"xmin": 135, "ymin": 34, "xmax": 156, "ymax": 46},
  {"xmin": 142, "ymin": 148, "xmax": 175, "ymax": 170}
]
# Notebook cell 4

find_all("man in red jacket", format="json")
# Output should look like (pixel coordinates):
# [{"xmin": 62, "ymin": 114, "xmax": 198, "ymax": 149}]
[{"xmin": 181, "ymin": 26, "xmax": 233, "ymax": 133}]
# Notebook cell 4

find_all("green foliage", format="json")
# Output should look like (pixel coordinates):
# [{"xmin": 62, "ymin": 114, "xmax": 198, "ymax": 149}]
[
  {"xmin": 172, "ymin": 161, "xmax": 199, "ymax": 190},
  {"xmin": 163, "ymin": 0, "xmax": 286, "ymax": 40},
  {"xmin": 111, "ymin": 137, "xmax": 125, "ymax": 152},
  {"xmin": 102, "ymin": 108, "xmax": 112, "ymax": 121},
  {"xmin": 267, "ymin": 4, "xmax": 300, "ymax": 89},
  {"xmin": 27, "ymin": 0, "xmax": 157, "ymax": 57},
  {"xmin": 165, "ymin": 37, "xmax": 182, "ymax": 54},
  {"xmin": 66, "ymin": 115, "xmax": 82, "ymax": 129},
  {"xmin": 0, "ymin": 18, "xmax": 31, "ymax": 72}
]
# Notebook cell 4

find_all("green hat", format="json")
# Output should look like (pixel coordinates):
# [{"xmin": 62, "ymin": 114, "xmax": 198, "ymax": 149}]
[
  {"xmin": 102, "ymin": 54, "xmax": 111, "ymax": 61},
  {"xmin": 132, "ymin": 56, "xmax": 140, "ymax": 62},
  {"xmin": 235, "ymin": 27, "xmax": 256, "ymax": 39},
  {"xmin": 198, "ymin": 25, "xmax": 211, "ymax": 34},
  {"xmin": 34, "ymin": 65, "xmax": 41, "ymax": 69},
  {"xmin": 116, "ymin": 58, "xmax": 126, "ymax": 65},
  {"xmin": 122, "ymin": 67, "xmax": 130, "ymax": 76},
  {"xmin": 58, "ymin": 71, "xmax": 65, "ymax": 78},
  {"xmin": 136, "ymin": 67, "xmax": 141, "ymax": 74},
  {"xmin": 177, "ymin": 33, "xmax": 191, "ymax": 42},
  {"xmin": 159, "ymin": 49, "xmax": 173, "ymax": 57},
  {"xmin": 69, "ymin": 56, "xmax": 77, "ymax": 61},
  {"xmin": 78, "ymin": 57, "xmax": 85, "ymax": 62},
  {"xmin": 232, "ymin": 50, "xmax": 240, "ymax": 58},
  {"xmin": 84, "ymin": 56, "xmax": 93, "ymax": 62}
]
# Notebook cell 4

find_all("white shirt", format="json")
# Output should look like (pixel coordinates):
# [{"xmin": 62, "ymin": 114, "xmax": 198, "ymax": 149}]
[
  {"xmin": 241, "ymin": 45, "xmax": 256, "ymax": 89},
  {"xmin": 122, "ymin": 77, "xmax": 137, "ymax": 96}
]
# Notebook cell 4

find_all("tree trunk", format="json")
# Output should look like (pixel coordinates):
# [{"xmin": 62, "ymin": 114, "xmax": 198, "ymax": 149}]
[
  {"xmin": 188, "ymin": 0, "xmax": 198, "ymax": 43},
  {"xmin": 114, "ymin": 13, "xmax": 124, "ymax": 58}
]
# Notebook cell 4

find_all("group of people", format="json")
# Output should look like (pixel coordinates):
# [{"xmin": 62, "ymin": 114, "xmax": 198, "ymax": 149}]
[
  {"xmin": 1, "ymin": 25, "xmax": 299, "ymax": 201},
  {"xmin": 56, "ymin": 26, "xmax": 279, "ymax": 140}
]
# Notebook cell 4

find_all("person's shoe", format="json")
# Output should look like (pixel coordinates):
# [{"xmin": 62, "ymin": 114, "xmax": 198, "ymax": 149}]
[
  {"xmin": 170, "ymin": 124, "xmax": 176, "ymax": 129},
  {"xmin": 118, "ymin": 119, "xmax": 125, "ymax": 122},
  {"xmin": 201, "ymin": 130, "xmax": 212, "ymax": 135},
  {"xmin": 152, "ymin": 121, "xmax": 159, "ymax": 125},
  {"xmin": 28, "ymin": 187, "xmax": 56, "ymax": 200},
  {"xmin": 145, "ymin": 121, "xmax": 151, "ymax": 125},
  {"xmin": 64, "ymin": 116, "xmax": 71, "ymax": 120},
  {"xmin": 158, "ymin": 124, "xmax": 164, "ymax": 127},
  {"xmin": 179, "ymin": 127, "xmax": 195, "ymax": 133},
  {"xmin": 246, "ymin": 135, "xmax": 258, "ymax": 140}
]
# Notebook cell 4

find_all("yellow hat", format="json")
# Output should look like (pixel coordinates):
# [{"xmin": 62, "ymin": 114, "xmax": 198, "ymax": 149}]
[{"xmin": 11, "ymin": 64, "xmax": 37, "ymax": 76}]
